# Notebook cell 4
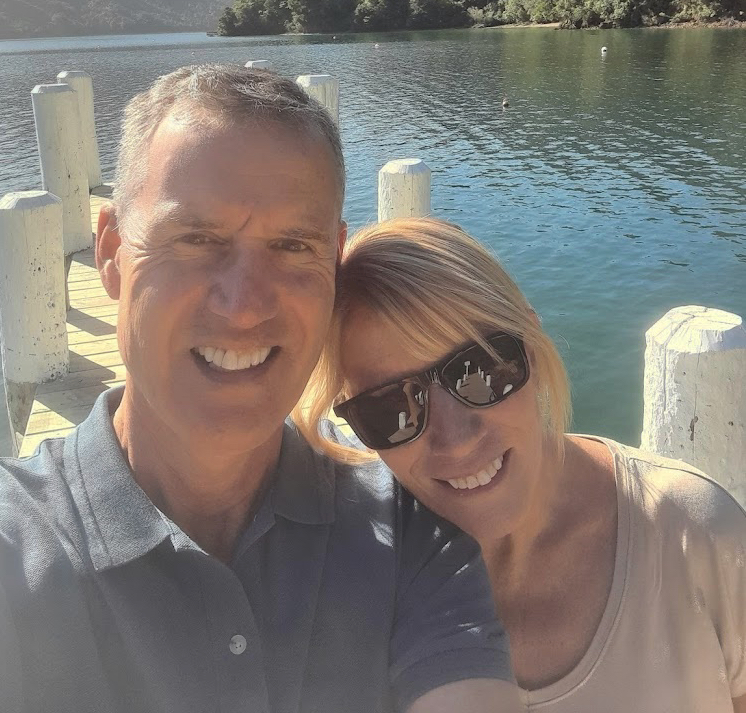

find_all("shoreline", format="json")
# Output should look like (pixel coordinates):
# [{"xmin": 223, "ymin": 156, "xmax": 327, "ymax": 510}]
[
  {"xmin": 2, "ymin": 17, "xmax": 744, "ymax": 42},
  {"xmin": 474, "ymin": 18, "xmax": 745, "ymax": 30}
]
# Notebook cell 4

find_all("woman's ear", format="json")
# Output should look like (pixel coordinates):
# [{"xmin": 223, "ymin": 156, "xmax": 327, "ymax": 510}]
[{"xmin": 95, "ymin": 203, "xmax": 122, "ymax": 300}]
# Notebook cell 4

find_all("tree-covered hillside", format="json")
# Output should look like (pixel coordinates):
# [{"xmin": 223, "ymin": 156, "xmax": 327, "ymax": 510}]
[
  {"xmin": 0, "ymin": 0, "xmax": 225, "ymax": 39},
  {"xmin": 217, "ymin": 0, "xmax": 744, "ymax": 33}
]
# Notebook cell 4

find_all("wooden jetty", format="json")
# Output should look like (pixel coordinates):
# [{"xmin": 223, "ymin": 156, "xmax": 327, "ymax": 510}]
[{"xmin": 19, "ymin": 188, "xmax": 119, "ymax": 457}]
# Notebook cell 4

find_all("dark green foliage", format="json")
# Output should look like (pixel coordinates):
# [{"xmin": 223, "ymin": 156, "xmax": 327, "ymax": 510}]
[
  {"xmin": 220, "ymin": 0, "xmax": 289, "ymax": 34},
  {"xmin": 353, "ymin": 0, "xmax": 409, "ymax": 30},
  {"xmin": 221, "ymin": 0, "xmax": 742, "ymax": 32},
  {"xmin": 287, "ymin": 0, "xmax": 357, "ymax": 32},
  {"xmin": 407, "ymin": 0, "xmax": 470, "ymax": 28}
]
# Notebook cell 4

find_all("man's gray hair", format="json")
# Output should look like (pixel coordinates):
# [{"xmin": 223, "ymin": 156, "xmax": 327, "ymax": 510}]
[{"xmin": 112, "ymin": 64, "xmax": 345, "ymax": 231}]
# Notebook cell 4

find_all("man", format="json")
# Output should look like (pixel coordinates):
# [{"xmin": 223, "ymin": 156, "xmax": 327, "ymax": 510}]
[{"xmin": 0, "ymin": 65, "xmax": 518, "ymax": 712}]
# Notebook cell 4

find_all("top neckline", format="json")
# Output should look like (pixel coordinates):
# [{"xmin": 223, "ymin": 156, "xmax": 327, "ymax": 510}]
[{"xmin": 520, "ymin": 436, "xmax": 632, "ymax": 708}]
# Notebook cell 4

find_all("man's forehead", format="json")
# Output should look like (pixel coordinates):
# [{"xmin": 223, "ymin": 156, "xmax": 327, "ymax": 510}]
[
  {"xmin": 140, "ymin": 200, "xmax": 336, "ymax": 241},
  {"xmin": 144, "ymin": 122, "xmax": 342, "ymax": 208}
]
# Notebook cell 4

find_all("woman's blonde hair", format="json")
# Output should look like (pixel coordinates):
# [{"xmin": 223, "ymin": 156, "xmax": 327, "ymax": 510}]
[{"xmin": 293, "ymin": 217, "xmax": 571, "ymax": 463}]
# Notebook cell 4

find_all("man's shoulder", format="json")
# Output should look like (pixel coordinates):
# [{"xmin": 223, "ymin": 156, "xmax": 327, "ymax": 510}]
[
  {"xmin": 1, "ymin": 435, "xmax": 68, "ymax": 515},
  {"xmin": 0, "ymin": 435, "xmax": 90, "ymax": 573}
]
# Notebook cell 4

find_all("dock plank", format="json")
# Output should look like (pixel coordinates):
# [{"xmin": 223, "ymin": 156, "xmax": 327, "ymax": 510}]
[{"xmin": 19, "ymin": 191, "xmax": 125, "ymax": 457}]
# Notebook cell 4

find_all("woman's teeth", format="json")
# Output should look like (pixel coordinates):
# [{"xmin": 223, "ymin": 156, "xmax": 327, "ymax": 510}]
[
  {"xmin": 196, "ymin": 346, "xmax": 272, "ymax": 371},
  {"xmin": 447, "ymin": 455, "xmax": 505, "ymax": 490}
]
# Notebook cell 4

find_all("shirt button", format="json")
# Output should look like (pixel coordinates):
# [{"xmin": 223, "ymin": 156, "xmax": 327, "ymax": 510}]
[{"xmin": 229, "ymin": 634, "xmax": 247, "ymax": 655}]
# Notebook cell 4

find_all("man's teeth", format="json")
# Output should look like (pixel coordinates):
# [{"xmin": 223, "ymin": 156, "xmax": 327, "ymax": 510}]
[
  {"xmin": 197, "ymin": 346, "xmax": 272, "ymax": 371},
  {"xmin": 447, "ymin": 455, "xmax": 504, "ymax": 490}
]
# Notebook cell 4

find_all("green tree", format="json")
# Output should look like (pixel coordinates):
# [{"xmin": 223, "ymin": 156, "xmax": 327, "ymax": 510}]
[
  {"xmin": 217, "ymin": 6, "xmax": 238, "ymax": 34},
  {"xmin": 286, "ymin": 0, "xmax": 356, "ymax": 31},
  {"xmin": 353, "ymin": 0, "xmax": 409, "ymax": 29},
  {"xmin": 407, "ymin": 0, "xmax": 470, "ymax": 27},
  {"xmin": 224, "ymin": 0, "xmax": 288, "ymax": 34}
]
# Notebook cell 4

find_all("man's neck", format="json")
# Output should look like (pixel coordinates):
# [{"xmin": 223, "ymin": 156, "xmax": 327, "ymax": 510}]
[{"xmin": 112, "ymin": 389, "xmax": 284, "ymax": 563}]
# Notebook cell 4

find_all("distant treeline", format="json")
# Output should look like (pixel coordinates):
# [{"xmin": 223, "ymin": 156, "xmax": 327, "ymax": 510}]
[
  {"xmin": 0, "ymin": 0, "xmax": 224, "ymax": 39},
  {"xmin": 217, "ymin": 0, "xmax": 744, "ymax": 34}
]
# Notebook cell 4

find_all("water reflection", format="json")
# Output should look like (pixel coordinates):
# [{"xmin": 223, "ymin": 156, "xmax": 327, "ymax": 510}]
[{"xmin": 0, "ymin": 28, "xmax": 744, "ymax": 443}]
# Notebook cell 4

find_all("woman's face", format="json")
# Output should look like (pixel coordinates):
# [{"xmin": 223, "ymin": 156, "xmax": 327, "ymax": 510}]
[{"xmin": 340, "ymin": 307, "xmax": 548, "ymax": 543}]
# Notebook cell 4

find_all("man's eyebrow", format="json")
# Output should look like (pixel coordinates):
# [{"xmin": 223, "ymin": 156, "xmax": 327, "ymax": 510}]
[
  {"xmin": 278, "ymin": 227, "xmax": 333, "ymax": 243},
  {"xmin": 151, "ymin": 204, "xmax": 223, "ymax": 230}
]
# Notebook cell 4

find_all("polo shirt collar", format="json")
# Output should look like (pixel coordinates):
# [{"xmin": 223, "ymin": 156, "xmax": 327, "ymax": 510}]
[
  {"xmin": 271, "ymin": 420, "xmax": 336, "ymax": 526},
  {"xmin": 68, "ymin": 388, "xmax": 335, "ymax": 572},
  {"xmin": 68, "ymin": 386, "xmax": 171, "ymax": 572}
]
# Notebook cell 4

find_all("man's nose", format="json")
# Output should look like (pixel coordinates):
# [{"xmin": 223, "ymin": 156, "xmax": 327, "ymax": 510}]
[
  {"xmin": 424, "ymin": 385, "xmax": 484, "ymax": 456},
  {"xmin": 207, "ymin": 248, "xmax": 279, "ymax": 328}
]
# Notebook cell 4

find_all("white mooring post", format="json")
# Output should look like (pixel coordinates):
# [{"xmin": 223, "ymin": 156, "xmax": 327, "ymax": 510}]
[
  {"xmin": 296, "ymin": 74, "xmax": 339, "ymax": 124},
  {"xmin": 378, "ymin": 159, "xmax": 431, "ymax": 222},
  {"xmin": 245, "ymin": 60, "xmax": 273, "ymax": 70},
  {"xmin": 56, "ymin": 71, "xmax": 102, "ymax": 190},
  {"xmin": 0, "ymin": 191, "xmax": 68, "ymax": 456},
  {"xmin": 32, "ymin": 83, "xmax": 92, "ymax": 255},
  {"xmin": 641, "ymin": 305, "xmax": 746, "ymax": 505}
]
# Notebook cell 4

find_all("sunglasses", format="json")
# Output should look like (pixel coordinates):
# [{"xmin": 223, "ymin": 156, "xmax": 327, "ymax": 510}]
[{"xmin": 333, "ymin": 332, "xmax": 529, "ymax": 450}]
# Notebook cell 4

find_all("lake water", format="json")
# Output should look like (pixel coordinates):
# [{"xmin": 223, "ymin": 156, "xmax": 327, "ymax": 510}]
[{"xmin": 1, "ymin": 28, "xmax": 745, "ymax": 446}]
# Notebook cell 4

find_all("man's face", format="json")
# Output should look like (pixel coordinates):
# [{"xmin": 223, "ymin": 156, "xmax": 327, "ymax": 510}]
[{"xmin": 107, "ymin": 116, "xmax": 345, "ymax": 450}]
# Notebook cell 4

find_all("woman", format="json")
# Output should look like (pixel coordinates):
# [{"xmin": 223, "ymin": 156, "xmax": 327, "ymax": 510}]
[{"xmin": 296, "ymin": 218, "xmax": 746, "ymax": 712}]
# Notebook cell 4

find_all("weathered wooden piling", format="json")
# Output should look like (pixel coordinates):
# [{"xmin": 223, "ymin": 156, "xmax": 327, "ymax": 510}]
[
  {"xmin": 56, "ymin": 71, "xmax": 102, "ymax": 190},
  {"xmin": 641, "ymin": 305, "xmax": 746, "ymax": 505},
  {"xmin": 296, "ymin": 74, "xmax": 339, "ymax": 124},
  {"xmin": 245, "ymin": 60, "xmax": 273, "ymax": 70},
  {"xmin": 0, "ymin": 191, "xmax": 68, "ymax": 456},
  {"xmin": 31, "ymin": 83, "xmax": 92, "ymax": 255},
  {"xmin": 378, "ymin": 159, "xmax": 432, "ymax": 222}
]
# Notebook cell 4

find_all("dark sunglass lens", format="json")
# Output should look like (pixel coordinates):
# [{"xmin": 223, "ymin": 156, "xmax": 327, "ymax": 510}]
[
  {"xmin": 442, "ymin": 336, "xmax": 527, "ymax": 406},
  {"xmin": 348, "ymin": 382, "xmax": 426, "ymax": 448}
]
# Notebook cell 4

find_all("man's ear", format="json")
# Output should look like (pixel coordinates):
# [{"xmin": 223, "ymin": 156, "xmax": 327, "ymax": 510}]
[
  {"xmin": 95, "ymin": 203, "xmax": 122, "ymax": 300},
  {"xmin": 336, "ymin": 220, "xmax": 347, "ymax": 264}
]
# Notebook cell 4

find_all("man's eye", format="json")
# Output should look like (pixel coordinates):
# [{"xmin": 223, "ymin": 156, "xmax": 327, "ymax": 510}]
[
  {"xmin": 274, "ymin": 239, "xmax": 311, "ymax": 253},
  {"xmin": 180, "ymin": 234, "xmax": 216, "ymax": 246}
]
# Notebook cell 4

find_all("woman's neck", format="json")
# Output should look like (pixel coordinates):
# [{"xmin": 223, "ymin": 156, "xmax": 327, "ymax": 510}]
[
  {"xmin": 480, "ymin": 436, "xmax": 619, "ymax": 690},
  {"xmin": 481, "ymin": 437, "xmax": 570, "ymax": 574}
]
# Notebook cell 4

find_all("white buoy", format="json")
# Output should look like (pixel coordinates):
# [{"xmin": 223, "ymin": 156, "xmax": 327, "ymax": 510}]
[
  {"xmin": 0, "ymin": 191, "xmax": 68, "ymax": 456},
  {"xmin": 374, "ymin": 43, "xmax": 380, "ymax": 48},
  {"xmin": 377, "ymin": 159, "xmax": 431, "ymax": 222},
  {"xmin": 641, "ymin": 305, "xmax": 746, "ymax": 505},
  {"xmin": 601, "ymin": 46, "xmax": 608, "ymax": 55},
  {"xmin": 56, "ymin": 71, "xmax": 102, "ymax": 190},
  {"xmin": 245, "ymin": 60, "xmax": 273, "ymax": 70},
  {"xmin": 296, "ymin": 74, "xmax": 339, "ymax": 124},
  {"xmin": 31, "ymin": 84, "xmax": 92, "ymax": 255}
]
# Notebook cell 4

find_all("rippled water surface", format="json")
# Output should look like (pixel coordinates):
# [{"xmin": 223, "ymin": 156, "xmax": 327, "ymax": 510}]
[{"xmin": 1, "ymin": 28, "xmax": 745, "ymax": 444}]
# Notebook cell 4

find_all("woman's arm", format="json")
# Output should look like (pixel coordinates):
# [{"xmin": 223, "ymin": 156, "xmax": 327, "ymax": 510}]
[
  {"xmin": 733, "ymin": 694, "xmax": 746, "ymax": 713},
  {"xmin": 408, "ymin": 679, "xmax": 520, "ymax": 713}
]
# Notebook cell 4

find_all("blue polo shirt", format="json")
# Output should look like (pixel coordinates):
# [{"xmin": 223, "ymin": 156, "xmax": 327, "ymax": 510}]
[{"xmin": 0, "ymin": 387, "xmax": 511, "ymax": 712}]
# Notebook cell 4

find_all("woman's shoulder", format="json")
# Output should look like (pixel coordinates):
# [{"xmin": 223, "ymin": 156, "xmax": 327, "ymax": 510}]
[{"xmin": 598, "ymin": 437, "xmax": 746, "ymax": 544}]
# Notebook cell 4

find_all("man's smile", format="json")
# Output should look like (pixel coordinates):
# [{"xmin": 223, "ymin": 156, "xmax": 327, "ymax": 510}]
[{"xmin": 195, "ymin": 345, "xmax": 273, "ymax": 371}]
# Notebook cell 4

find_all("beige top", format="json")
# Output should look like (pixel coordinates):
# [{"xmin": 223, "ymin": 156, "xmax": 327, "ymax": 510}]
[{"xmin": 519, "ymin": 438, "xmax": 746, "ymax": 711}]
